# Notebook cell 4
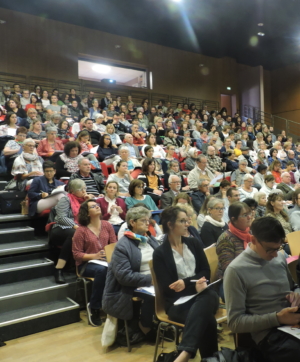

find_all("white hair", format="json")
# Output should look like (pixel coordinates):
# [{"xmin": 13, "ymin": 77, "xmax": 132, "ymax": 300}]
[
  {"xmin": 168, "ymin": 174, "xmax": 180, "ymax": 184},
  {"xmin": 243, "ymin": 173, "xmax": 253, "ymax": 182}
]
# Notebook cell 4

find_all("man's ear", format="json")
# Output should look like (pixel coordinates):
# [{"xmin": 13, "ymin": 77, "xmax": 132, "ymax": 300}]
[{"xmin": 251, "ymin": 234, "xmax": 257, "ymax": 245}]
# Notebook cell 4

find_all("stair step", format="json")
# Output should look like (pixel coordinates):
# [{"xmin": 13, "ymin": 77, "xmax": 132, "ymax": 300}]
[
  {"xmin": 0, "ymin": 214, "xmax": 30, "ymax": 222},
  {"xmin": 0, "ymin": 226, "xmax": 35, "ymax": 243},
  {"xmin": 0, "ymin": 239, "xmax": 48, "ymax": 256},
  {"xmin": 0, "ymin": 275, "xmax": 76, "ymax": 300},
  {"xmin": 0, "ymin": 298, "xmax": 79, "ymax": 327},
  {"xmin": 0, "ymin": 181, "xmax": 7, "ymax": 191},
  {"xmin": 0, "ymin": 257, "xmax": 53, "ymax": 273}
]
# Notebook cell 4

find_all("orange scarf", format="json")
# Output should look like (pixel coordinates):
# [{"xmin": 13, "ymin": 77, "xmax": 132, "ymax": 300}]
[{"xmin": 228, "ymin": 222, "xmax": 251, "ymax": 249}]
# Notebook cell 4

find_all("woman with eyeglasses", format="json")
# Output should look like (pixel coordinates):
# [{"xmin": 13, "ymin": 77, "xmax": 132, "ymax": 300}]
[
  {"xmin": 200, "ymin": 198, "xmax": 228, "ymax": 247},
  {"xmin": 265, "ymin": 192, "xmax": 292, "ymax": 236},
  {"xmin": 97, "ymin": 134, "xmax": 118, "ymax": 162},
  {"xmin": 49, "ymin": 179, "xmax": 92, "ymax": 284},
  {"xmin": 216, "ymin": 202, "xmax": 252, "ymax": 301},
  {"xmin": 185, "ymin": 147, "xmax": 199, "ymax": 171},
  {"xmin": 103, "ymin": 206, "xmax": 159, "ymax": 344},
  {"xmin": 73, "ymin": 199, "xmax": 117, "ymax": 326},
  {"xmin": 239, "ymin": 174, "xmax": 259, "ymax": 202},
  {"xmin": 153, "ymin": 206, "xmax": 219, "ymax": 361},
  {"xmin": 36, "ymin": 127, "xmax": 64, "ymax": 158},
  {"xmin": 164, "ymin": 160, "xmax": 189, "ymax": 191}
]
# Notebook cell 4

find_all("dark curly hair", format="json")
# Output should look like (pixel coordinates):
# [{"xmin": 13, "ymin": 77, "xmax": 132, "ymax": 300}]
[
  {"xmin": 78, "ymin": 199, "xmax": 101, "ymax": 226},
  {"xmin": 64, "ymin": 141, "xmax": 81, "ymax": 156}
]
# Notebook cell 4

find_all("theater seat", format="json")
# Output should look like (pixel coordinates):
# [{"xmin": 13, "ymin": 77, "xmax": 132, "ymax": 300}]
[{"xmin": 38, "ymin": 209, "xmax": 51, "ymax": 218}]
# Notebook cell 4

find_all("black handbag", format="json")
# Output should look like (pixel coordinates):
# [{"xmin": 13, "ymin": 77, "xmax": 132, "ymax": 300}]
[{"xmin": 0, "ymin": 190, "xmax": 27, "ymax": 214}]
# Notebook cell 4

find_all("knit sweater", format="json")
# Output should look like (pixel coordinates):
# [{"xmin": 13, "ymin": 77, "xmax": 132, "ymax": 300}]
[{"xmin": 224, "ymin": 245, "xmax": 297, "ymax": 345}]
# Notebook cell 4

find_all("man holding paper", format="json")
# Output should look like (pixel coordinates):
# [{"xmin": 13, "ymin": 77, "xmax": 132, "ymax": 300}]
[{"xmin": 224, "ymin": 217, "xmax": 300, "ymax": 361}]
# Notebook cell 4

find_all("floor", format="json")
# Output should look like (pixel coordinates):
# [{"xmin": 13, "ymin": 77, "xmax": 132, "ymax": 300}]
[{"xmin": 1, "ymin": 311, "xmax": 235, "ymax": 362}]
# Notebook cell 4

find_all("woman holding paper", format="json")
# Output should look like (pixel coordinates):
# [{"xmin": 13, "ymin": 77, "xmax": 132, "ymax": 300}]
[
  {"xmin": 102, "ymin": 206, "xmax": 159, "ymax": 344},
  {"xmin": 73, "ymin": 199, "xmax": 117, "ymax": 327},
  {"xmin": 0, "ymin": 112, "xmax": 18, "ymax": 136},
  {"xmin": 153, "ymin": 206, "xmax": 219, "ymax": 361},
  {"xmin": 36, "ymin": 127, "xmax": 64, "ymax": 158}
]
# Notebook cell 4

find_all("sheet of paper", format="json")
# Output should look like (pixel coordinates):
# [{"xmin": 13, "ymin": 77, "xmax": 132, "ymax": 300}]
[
  {"xmin": 90, "ymin": 146, "xmax": 98, "ymax": 154},
  {"xmin": 278, "ymin": 326, "xmax": 300, "ymax": 340},
  {"xmin": 88, "ymin": 260, "xmax": 108, "ymax": 267},
  {"xmin": 135, "ymin": 286, "xmax": 155, "ymax": 296},
  {"xmin": 7, "ymin": 128, "xmax": 17, "ymax": 136},
  {"xmin": 209, "ymin": 174, "xmax": 223, "ymax": 186},
  {"xmin": 174, "ymin": 293, "xmax": 198, "ymax": 305}
]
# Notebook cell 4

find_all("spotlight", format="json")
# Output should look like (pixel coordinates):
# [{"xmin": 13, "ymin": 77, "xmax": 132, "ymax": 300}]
[
  {"xmin": 92, "ymin": 64, "xmax": 111, "ymax": 74},
  {"xmin": 109, "ymin": 80, "xmax": 114, "ymax": 83},
  {"xmin": 258, "ymin": 23, "xmax": 264, "ymax": 27},
  {"xmin": 172, "ymin": 0, "xmax": 181, "ymax": 2},
  {"xmin": 257, "ymin": 32, "xmax": 265, "ymax": 36},
  {"xmin": 227, "ymin": 87, "xmax": 231, "ymax": 90},
  {"xmin": 0, "ymin": 20, "xmax": 6, "ymax": 24}
]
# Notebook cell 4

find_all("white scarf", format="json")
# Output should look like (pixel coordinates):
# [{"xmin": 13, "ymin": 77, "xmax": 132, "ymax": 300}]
[{"xmin": 204, "ymin": 215, "xmax": 226, "ymax": 227}]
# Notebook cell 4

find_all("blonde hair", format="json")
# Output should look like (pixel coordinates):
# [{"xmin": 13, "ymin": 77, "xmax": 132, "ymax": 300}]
[
  {"xmin": 106, "ymin": 124, "xmax": 115, "ymax": 133},
  {"xmin": 176, "ymin": 203, "xmax": 198, "ymax": 229}
]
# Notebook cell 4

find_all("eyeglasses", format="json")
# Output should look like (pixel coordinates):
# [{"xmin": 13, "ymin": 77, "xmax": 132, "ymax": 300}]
[
  {"xmin": 239, "ymin": 213, "xmax": 252, "ymax": 218},
  {"xmin": 258, "ymin": 240, "xmax": 285, "ymax": 254},
  {"xmin": 170, "ymin": 181, "xmax": 181, "ymax": 184},
  {"xmin": 136, "ymin": 185, "xmax": 144, "ymax": 189},
  {"xmin": 44, "ymin": 170, "xmax": 55, "ymax": 173},
  {"xmin": 136, "ymin": 218, "xmax": 150, "ymax": 224},
  {"xmin": 212, "ymin": 207, "xmax": 225, "ymax": 211},
  {"xmin": 25, "ymin": 144, "xmax": 35, "ymax": 148},
  {"xmin": 89, "ymin": 204, "xmax": 100, "ymax": 210}
]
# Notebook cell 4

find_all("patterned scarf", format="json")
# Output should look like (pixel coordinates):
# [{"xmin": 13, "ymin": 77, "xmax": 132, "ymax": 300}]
[
  {"xmin": 60, "ymin": 153, "xmax": 83, "ymax": 173},
  {"xmin": 67, "ymin": 193, "xmax": 85, "ymax": 223},
  {"xmin": 12, "ymin": 152, "xmax": 43, "ymax": 176},
  {"xmin": 124, "ymin": 229, "xmax": 148, "ymax": 244}
]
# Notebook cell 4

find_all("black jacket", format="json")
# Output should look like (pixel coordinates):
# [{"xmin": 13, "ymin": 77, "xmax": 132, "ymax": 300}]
[
  {"xmin": 191, "ymin": 190, "xmax": 206, "ymax": 214},
  {"xmin": 87, "ymin": 130, "xmax": 101, "ymax": 145},
  {"xmin": 153, "ymin": 236, "xmax": 210, "ymax": 312},
  {"xmin": 200, "ymin": 222, "xmax": 228, "ymax": 248}
]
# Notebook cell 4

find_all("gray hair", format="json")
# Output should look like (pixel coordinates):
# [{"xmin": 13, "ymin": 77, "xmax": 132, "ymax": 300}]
[
  {"xmin": 197, "ymin": 178, "xmax": 209, "ymax": 187},
  {"xmin": 281, "ymin": 172, "xmax": 291, "ymax": 178},
  {"xmin": 95, "ymin": 113, "xmax": 104, "ymax": 119},
  {"xmin": 187, "ymin": 147, "xmax": 198, "ymax": 158},
  {"xmin": 61, "ymin": 105, "xmax": 68, "ymax": 110},
  {"xmin": 3, "ymin": 86, "xmax": 11, "ymax": 91},
  {"xmin": 68, "ymin": 179, "xmax": 86, "ymax": 194},
  {"xmin": 136, "ymin": 107, "xmax": 144, "ymax": 113},
  {"xmin": 197, "ymin": 154, "xmax": 207, "ymax": 163},
  {"xmin": 243, "ymin": 173, "xmax": 253, "ymax": 182},
  {"xmin": 168, "ymin": 174, "xmax": 180, "ymax": 184},
  {"xmin": 126, "ymin": 207, "xmax": 151, "ymax": 229},
  {"xmin": 207, "ymin": 198, "xmax": 225, "ymax": 210},
  {"xmin": 256, "ymin": 132, "xmax": 263, "ymax": 138},
  {"xmin": 239, "ymin": 159, "xmax": 247, "ymax": 165},
  {"xmin": 253, "ymin": 191, "xmax": 266, "ymax": 203},
  {"xmin": 23, "ymin": 138, "xmax": 35, "ymax": 146},
  {"xmin": 46, "ymin": 126, "xmax": 57, "ymax": 134},
  {"xmin": 273, "ymin": 141, "xmax": 281, "ymax": 147},
  {"xmin": 78, "ymin": 158, "xmax": 90, "ymax": 165},
  {"xmin": 50, "ymin": 114, "xmax": 62, "ymax": 121},
  {"xmin": 118, "ymin": 145, "xmax": 129, "ymax": 153}
]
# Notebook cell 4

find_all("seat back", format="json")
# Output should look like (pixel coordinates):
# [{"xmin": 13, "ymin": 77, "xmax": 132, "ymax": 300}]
[
  {"xmin": 204, "ymin": 244, "xmax": 218, "ymax": 282},
  {"xmin": 100, "ymin": 162, "xmax": 109, "ymax": 178},
  {"xmin": 287, "ymin": 231, "xmax": 300, "ymax": 256},
  {"xmin": 149, "ymin": 260, "xmax": 167, "ymax": 319},
  {"xmin": 105, "ymin": 243, "xmax": 117, "ymax": 263}
]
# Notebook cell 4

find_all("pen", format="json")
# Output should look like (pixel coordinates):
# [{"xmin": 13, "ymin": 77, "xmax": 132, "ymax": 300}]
[{"xmin": 191, "ymin": 279, "xmax": 209, "ymax": 283}]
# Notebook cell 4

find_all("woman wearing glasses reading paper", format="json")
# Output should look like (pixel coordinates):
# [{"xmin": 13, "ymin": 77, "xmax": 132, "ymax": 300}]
[
  {"xmin": 73, "ymin": 199, "xmax": 117, "ymax": 327},
  {"xmin": 153, "ymin": 206, "xmax": 219, "ymax": 361}
]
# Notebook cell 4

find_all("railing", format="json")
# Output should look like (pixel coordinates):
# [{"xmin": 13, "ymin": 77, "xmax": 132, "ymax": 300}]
[{"xmin": 0, "ymin": 71, "xmax": 219, "ymax": 111}]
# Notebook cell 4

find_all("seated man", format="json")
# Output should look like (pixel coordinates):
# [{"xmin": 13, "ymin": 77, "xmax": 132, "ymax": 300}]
[
  {"xmin": 224, "ymin": 217, "xmax": 300, "ymax": 361},
  {"xmin": 231, "ymin": 160, "xmax": 253, "ymax": 188},
  {"xmin": 160, "ymin": 175, "xmax": 181, "ymax": 209},
  {"xmin": 206, "ymin": 146, "xmax": 226, "ymax": 174},
  {"xmin": 123, "ymin": 133, "xmax": 140, "ymax": 158},
  {"xmin": 84, "ymin": 118, "xmax": 101, "ymax": 145},
  {"xmin": 190, "ymin": 178, "xmax": 210, "ymax": 214},
  {"xmin": 112, "ymin": 113, "xmax": 127, "ymax": 134},
  {"xmin": 129, "ymin": 118, "xmax": 147, "ymax": 138},
  {"xmin": 281, "ymin": 150, "xmax": 298, "ymax": 170},
  {"xmin": 131, "ymin": 124, "xmax": 145, "ymax": 145},
  {"xmin": 223, "ymin": 187, "xmax": 240, "ymax": 223},
  {"xmin": 213, "ymin": 179, "xmax": 231, "ymax": 200},
  {"xmin": 276, "ymin": 172, "xmax": 300, "ymax": 200},
  {"xmin": 187, "ymin": 155, "xmax": 214, "ymax": 191},
  {"xmin": 69, "ymin": 158, "xmax": 104, "ymax": 197}
]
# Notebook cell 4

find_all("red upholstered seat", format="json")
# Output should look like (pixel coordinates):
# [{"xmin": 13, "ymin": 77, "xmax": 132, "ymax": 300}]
[{"xmin": 38, "ymin": 209, "xmax": 51, "ymax": 218}]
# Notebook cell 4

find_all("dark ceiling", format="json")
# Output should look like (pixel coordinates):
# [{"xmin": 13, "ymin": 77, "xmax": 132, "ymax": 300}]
[{"xmin": 1, "ymin": 0, "xmax": 300, "ymax": 70}]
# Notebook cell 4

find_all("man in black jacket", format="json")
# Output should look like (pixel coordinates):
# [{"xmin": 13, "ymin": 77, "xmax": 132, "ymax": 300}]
[
  {"xmin": 112, "ymin": 113, "xmax": 127, "ymax": 134},
  {"xmin": 191, "ymin": 179, "xmax": 210, "ymax": 214},
  {"xmin": 100, "ymin": 91, "xmax": 112, "ymax": 110},
  {"xmin": 69, "ymin": 158, "xmax": 104, "ymax": 197},
  {"xmin": 84, "ymin": 118, "xmax": 101, "ymax": 145}
]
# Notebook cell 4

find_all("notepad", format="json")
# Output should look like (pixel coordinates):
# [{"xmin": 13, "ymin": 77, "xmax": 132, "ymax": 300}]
[
  {"xmin": 88, "ymin": 260, "xmax": 108, "ymax": 267},
  {"xmin": 135, "ymin": 286, "xmax": 155, "ymax": 296}
]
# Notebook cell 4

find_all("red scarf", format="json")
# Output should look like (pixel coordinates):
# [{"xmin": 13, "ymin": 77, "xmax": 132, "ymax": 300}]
[
  {"xmin": 228, "ymin": 222, "xmax": 252, "ymax": 249},
  {"xmin": 67, "ymin": 193, "xmax": 85, "ymax": 224}
]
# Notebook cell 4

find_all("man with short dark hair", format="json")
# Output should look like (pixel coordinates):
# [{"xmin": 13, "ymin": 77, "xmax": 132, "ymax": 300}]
[
  {"xmin": 224, "ymin": 217, "xmax": 300, "ymax": 361},
  {"xmin": 84, "ymin": 119, "xmax": 101, "ymax": 145},
  {"xmin": 223, "ymin": 188, "xmax": 240, "ymax": 223},
  {"xmin": 112, "ymin": 113, "xmax": 127, "ymax": 134},
  {"xmin": 87, "ymin": 91, "xmax": 95, "ymax": 108},
  {"xmin": 46, "ymin": 95, "xmax": 61, "ymax": 113},
  {"xmin": 1, "ymin": 86, "xmax": 11, "ymax": 104}
]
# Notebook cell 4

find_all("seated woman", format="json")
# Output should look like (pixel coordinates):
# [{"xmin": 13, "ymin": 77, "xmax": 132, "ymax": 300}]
[
  {"xmin": 216, "ymin": 202, "xmax": 252, "ymax": 301},
  {"xmin": 185, "ymin": 147, "xmax": 198, "ymax": 171},
  {"xmin": 93, "ymin": 114, "xmax": 106, "ymax": 134},
  {"xmin": 163, "ymin": 128, "xmax": 182, "ymax": 153},
  {"xmin": 197, "ymin": 195, "xmax": 216, "ymax": 231},
  {"xmin": 0, "ymin": 112, "xmax": 18, "ymax": 137},
  {"xmin": 164, "ymin": 160, "xmax": 189, "ymax": 191},
  {"xmin": 161, "ymin": 144, "xmax": 177, "ymax": 173},
  {"xmin": 97, "ymin": 180, "xmax": 127, "ymax": 234},
  {"xmin": 260, "ymin": 174, "xmax": 276, "ymax": 197},
  {"xmin": 28, "ymin": 161, "xmax": 66, "ymax": 216},
  {"xmin": 5, "ymin": 99, "xmax": 26, "ymax": 119},
  {"xmin": 11, "ymin": 138, "xmax": 44, "ymax": 190},
  {"xmin": 27, "ymin": 119, "xmax": 46, "ymax": 145},
  {"xmin": 106, "ymin": 124, "xmax": 122, "ymax": 147},
  {"xmin": 163, "ymin": 118, "xmax": 177, "ymax": 133},
  {"xmin": 103, "ymin": 206, "xmax": 159, "ymax": 342},
  {"xmin": 141, "ymin": 134, "xmax": 165, "ymax": 159},
  {"xmin": 265, "ymin": 192, "xmax": 292, "ymax": 236},
  {"xmin": 55, "ymin": 141, "xmax": 83, "ymax": 179},
  {"xmin": 137, "ymin": 158, "xmax": 164, "ymax": 205},
  {"xmin": 147, "ymin": 125, "xmax": 163, "ymax": 145},
  {"xmin": 3, "ymin": 127, "xmax": 28, "ymax": 174},
  {"xmin": 107, "ymin": 160, "xmax": 133, "ymax": 197},
  {"xmin": 224, "ymin": 149, "xmax": 238, "ymax": 172},
  {"xmin": 71, "ymin": 117, "xmax": 87, "ymax": 137},
  {"xmin": 73, "ymin": 199, "xmax": 117, "ymax": 326},
  {"xmin": 141, "ymin": 146, "xmax": 163, "ymax": 176},
  {"xmin": 37, "ymin": 127, "xmax": 64, "ymax": 158},
  {"xmin": 76, "ymin": 130, "xmax": 101, "ymax": 167},
  {"xmin": 49, "ymin": 179, "xmax": 91, "ymax": 284},
  {"xmin": 172, "ymin": 192, "xmax": 193, "ymax": 207},
  {"xmin": 256, "ymin": 149, "xmax": 268, "ymax": 167},
  {"xmin": 253, "ymin": 191, "xmax": 267, "ymax": 218},
  {"xmin": 97, "ymin": 134, "xmax": 118, "ymax": 163},
  {"xmin": 154, "ymin": 117, "xmax": 166, "ymax": 137},
  {"xmin": 89, "ymin": 99, "xmax": 101, "ymax": 119},
  {"xmin": 238, "ymin": 174, "xmax": 258, "ymax": 201},
  {"xmin": 269, "ymin": 160, "xmax": 282, "ymax": 184},
  {"xmin": 112, "ymin": 145, "xmax": 142, "ymax": 178},
  {"xmin": 200, "ymin": 198, "xmax": 228, "ymax": 248},
  {"xmin": 267, "ymin": 147, "xmax": 278, "ymax": 165},
  {"xmin": 179, "ymin": 137, "xmax": 192, "ymax": 159},
  {"xmin": 153, "ymin": 206, "xmax": 219, "ymax": 361},
  {"xmin": 24, "ymin": 94, "xmax": 38, "ymax": 112},
  {"xmin": 57, "ymin": 119, "xmax": 75, "ymax": 143},
  {"xmin": 178, "ymin": 121, "xmax": 191, "ymax": 138}
]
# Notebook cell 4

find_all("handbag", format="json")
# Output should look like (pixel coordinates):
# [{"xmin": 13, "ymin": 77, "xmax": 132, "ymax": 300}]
[
  {"xmin": 101, "ymin": 315, "xmax": 118, "ymax": 348},
  {"xmin": 0, "ymin": 190, "xmax": 27, "ymax": 214}
]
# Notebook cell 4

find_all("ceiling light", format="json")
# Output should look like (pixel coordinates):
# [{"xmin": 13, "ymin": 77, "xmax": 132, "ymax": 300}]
[
  {"xmin": 227, "ymin": 87, "xmax": 231, "ymax": 90},
  {"xmin": 257, "ymin": 32, "xmax": 265, "ymax": 36},
  {"xmin": 199, "ymin": 64, "xmax": 204, "ymax": 67},
  {"xmin": 92, "ymin": 64, "xmax": 111, "ymax": 74},
  {"xmin": 258, "ymin": 23, "xmax": 264, "ymax": 27},
  {"xmin": 115, "ymin": 45, "xmax": 121, "ymax": 49},
  {"xmin": 172, "ymin": 0, "xmax": 182, "ymax": 2},
  {"xmin": 0, "ymin": 20, "xmax": 6, "ymax": 24}
]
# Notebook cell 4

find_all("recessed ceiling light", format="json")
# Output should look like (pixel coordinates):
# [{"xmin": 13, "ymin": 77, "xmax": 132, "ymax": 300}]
[
  {"xmin": 227, "ymin": 87, "xmax": 231, "ymax": 90},
  {"xmin": 258, "ymin": 23, "xmax": 264, "ymax": 27},
  {"xmin": 258, "ymin": 32, "xmax": 265, "ymax": 36},
  {"xmin": 199, "ymin": 64, "xmax": 204, "ymax": 67},
  {"xmin": 92, "ymin": 64, "xmax": 111, "ymax": 74},
  {"xmin": 0, "ymin": 20, "xmax": 6, "ymax": 24},
  {"xmin": 172, "ymin": 0, "xmax": 181, "ymax": 3},
  {"xmin": 115, "ymin": 45, "xmax": 121, "ymax": 49}
]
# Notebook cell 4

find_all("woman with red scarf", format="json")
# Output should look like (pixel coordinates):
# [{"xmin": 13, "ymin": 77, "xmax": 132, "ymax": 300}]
[
  {"xmin": 49, "ymin": 179, "xmax": 92, "ymax": 284},
  {"xmin": 216, "ymin": 202, "xmax": 252, "ymax": 301}
]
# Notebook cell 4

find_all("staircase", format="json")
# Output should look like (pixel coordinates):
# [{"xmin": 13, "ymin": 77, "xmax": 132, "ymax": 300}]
[{"xmin": 0, "ymin": 211, "xmax": 80, "ymax": 343}]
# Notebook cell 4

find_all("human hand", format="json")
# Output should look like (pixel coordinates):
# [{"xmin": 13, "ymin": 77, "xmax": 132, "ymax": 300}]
[
  {"xmin": 295, "ymin": 184, "xmax": 300, "ymax": 190},
  {"xmin": 195, "ymin": 277, "xmax": 208, "ymax": 293},
  {"xmin": 286, "ymin": 292, "xmax": 300, "ymax": 307},
  {"xmin": 41, "ymin": 192, "xmax": 49, "ymax": 198},
  {"xmin": 85, "ymin": 194, "xmax": 94, "ymax": 200},
  {"xmin": 169, "ymin": 279, "xmax": 185, "ymax": 292},
  {"xmin": 276, "ymin": 307, "xmax": 300, "ymax": 325},
  {"xmin": 115, "ymin": 206, "xmax": 123, "ymax": 213},
  {"xmin": 95, "ymin": 250, "xmax": 106, "ymax": 260},
  {"xmin": 69, "ymin": 137, "xmax": 75, "ymax": 142}
]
